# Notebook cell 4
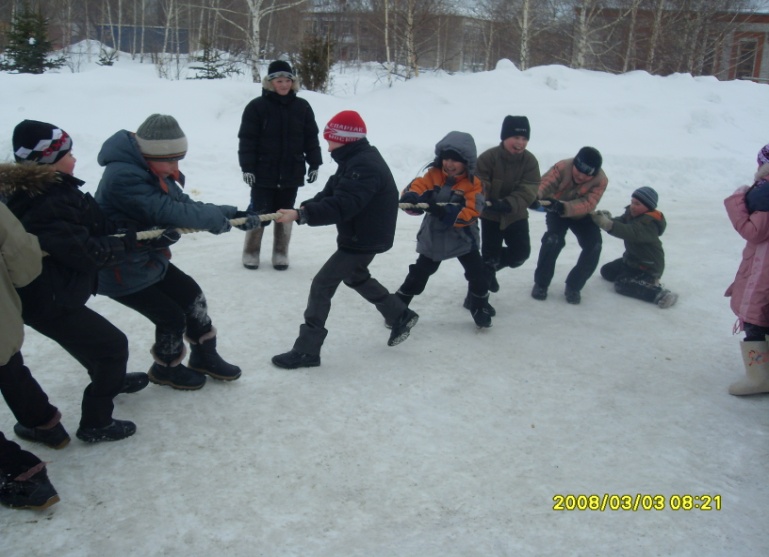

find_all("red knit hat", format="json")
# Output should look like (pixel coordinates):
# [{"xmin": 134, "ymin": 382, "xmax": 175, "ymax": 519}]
[{"xmin": 323, "ymin": 110, "xmax": 366, "ymax": 144}]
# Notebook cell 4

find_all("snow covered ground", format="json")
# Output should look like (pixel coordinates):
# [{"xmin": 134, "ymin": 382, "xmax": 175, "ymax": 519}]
[{"xmin": 1, "ymin": 50, "xmax": 768, "ymax": 556}]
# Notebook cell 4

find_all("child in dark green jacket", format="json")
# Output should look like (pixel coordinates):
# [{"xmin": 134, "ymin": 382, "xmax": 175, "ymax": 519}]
[{"xmin": 591, "ymin": 186, "xmax": 677, "ymax": 308}]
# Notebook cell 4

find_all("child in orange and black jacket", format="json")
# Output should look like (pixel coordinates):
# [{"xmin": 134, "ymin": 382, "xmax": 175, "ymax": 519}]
[{"xmin": 396, "ymin": 131, "xmax": 493, "ymax": 328}]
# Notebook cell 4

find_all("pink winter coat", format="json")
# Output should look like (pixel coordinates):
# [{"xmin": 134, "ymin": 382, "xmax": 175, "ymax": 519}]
[{"xmin": 724, "ymin": 186, "xmax": 769, "ymax": 329}]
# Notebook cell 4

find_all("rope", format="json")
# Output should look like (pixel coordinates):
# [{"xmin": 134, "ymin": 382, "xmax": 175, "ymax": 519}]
[{"xmin": 133, "ymin": 211, "xmax": 283, "ymax": 240}]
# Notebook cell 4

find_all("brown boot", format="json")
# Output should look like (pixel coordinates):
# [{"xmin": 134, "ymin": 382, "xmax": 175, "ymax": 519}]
[{"xmin": 242, "ymin": 227, "xmax": 264, "ymax": 269}]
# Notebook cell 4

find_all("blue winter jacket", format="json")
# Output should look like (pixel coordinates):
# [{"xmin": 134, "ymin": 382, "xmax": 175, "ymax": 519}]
[{"xmin": 94, "ymin": 130, "xmax": 236, "ymax": 297}]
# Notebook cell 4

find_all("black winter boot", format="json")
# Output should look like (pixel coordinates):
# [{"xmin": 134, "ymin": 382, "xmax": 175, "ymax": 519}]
[
  {"xmin": 149, "ymin": 346, "xmax": 206, "ymax": 390},
  {"xmin": 468, "ymin": 292, "xmax": 493, "ymax": 328},
  {"xmin": 187, "ymin": 332, "xmax": 241, "ymax": 381},
  {"xmin": 463, "ymin": 293, "xmax": 496, "ymax": 316},
  {"xmin": 13, "ymin": 422, "xmax": 70, "ymax": 450},
  {"xmin": 388, "ymin": 309, "xmax": 419, "ymax": 347},
  {"xmin": 272, "ymin": 350, "xmax": 321, "ymax": 369},
  {"xmin": 121, "ymin": 372, "xmax": 149, "ymax": 394},
  {"xmin": 76, "ymin": 419, "xmax": 136, "ymax": 443},
  {"xmin": 0, "ymin": 468, "xmax": 59, "ymax": 510}
]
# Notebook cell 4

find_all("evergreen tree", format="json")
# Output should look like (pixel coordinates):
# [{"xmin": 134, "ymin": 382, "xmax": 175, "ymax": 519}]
[
  {"xmin": 0, "ymin": 8, "xmax": 66, "ymax": 74},
  {"xmin": 187, "ymin": 38, "xmax": 242, "ymax": 80},
  {"xmin": 295, "ymin": 35, "xmax": 336, "ymax": 93}
]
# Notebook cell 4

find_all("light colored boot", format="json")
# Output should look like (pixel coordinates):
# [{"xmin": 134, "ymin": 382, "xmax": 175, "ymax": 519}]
[
  {"xmin": 242, "ymin": 227, "xmax": 264, "ymax": 269},
  {"xmin": 272, "ymin": 221, "xmax": 293, "ymax": 270},
  {"xmin": 729, "ymin": 339, "xmax": 769, "ymax": 395}
]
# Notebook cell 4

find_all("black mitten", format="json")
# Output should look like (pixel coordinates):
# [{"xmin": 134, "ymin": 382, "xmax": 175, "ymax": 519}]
[
  {"xmin": 544, "ymin": 198, "xmax": 565, "ymax": 214},
  {"xmin": 145, "ymin": 228, "xmax": 181, "ymax": 249},
  {"xmin": 486, "ymin": 199, "xmax": 512, "ymax": 213}
]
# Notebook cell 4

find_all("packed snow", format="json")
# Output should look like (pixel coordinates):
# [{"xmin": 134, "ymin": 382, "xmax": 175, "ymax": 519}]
[{"xmin": 1, "ymin": 50, "xmax": 768, "ymax": 556}]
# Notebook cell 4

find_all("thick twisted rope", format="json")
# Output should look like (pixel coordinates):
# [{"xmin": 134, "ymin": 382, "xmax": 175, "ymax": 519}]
[{"xmin": 129, "ymin": 204, "xmax": 462, "ymax": 240}]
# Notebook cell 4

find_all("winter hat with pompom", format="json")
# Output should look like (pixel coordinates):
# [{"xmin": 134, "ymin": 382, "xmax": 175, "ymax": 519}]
[
  {"xmin": 632, "ymin": 186, "xmax": 658, "ymax": 211},
  {"xmin": 135, "ymin": 114, "xmax": 188, "ymax": 161},
  {"xmin": 13, "ymin": 120, "xmax": 72, "ymax": 164},
  {"xmin": 323, "ymin": 110, "xmax": 367, "ymax": 144}
]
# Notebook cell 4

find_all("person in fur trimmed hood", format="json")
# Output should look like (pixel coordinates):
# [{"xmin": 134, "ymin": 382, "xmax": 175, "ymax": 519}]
[
  {"xmin": 396, "ymin": 131, "xmax": 493, "ymax": 328},
  {"xmin": 238, "ymin": 60, "xmax": 323, "ymax": 271},
  {"xmin": 1, "ymin": 120, "xmax": 148, "ymax": 444},
  {"xmin": 591, "ymin": 186, "xmax": 677, "ymax": 308}
]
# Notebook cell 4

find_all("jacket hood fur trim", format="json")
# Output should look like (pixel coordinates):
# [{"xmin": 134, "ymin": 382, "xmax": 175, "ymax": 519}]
[{"xmin": 0, "ymin": 163, "xmax": 60, "ymax": 198}]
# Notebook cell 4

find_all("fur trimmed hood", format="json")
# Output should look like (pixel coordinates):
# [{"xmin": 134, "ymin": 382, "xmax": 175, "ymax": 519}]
[
  {"xmin": 261, "ymin": 74, "xmax": 301, "ymax": 93},
  {"xmin": 0, "ymin": 163, "xmax": 60, "ymax": 198}
]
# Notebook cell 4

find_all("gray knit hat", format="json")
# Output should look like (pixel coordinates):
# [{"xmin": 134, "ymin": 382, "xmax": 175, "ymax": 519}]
[
  {"xmin": 135, "ymin": 114, "xmax": 188, "ymax": 161},
  {"xmin": 632, "ymin": 186, "xmax": 658, "ymax": 210}
]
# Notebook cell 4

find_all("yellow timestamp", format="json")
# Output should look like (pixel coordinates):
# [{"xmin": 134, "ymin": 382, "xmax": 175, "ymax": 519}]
[{"xmin": 552, "ymin": 494, "xmax": 722, "ymax": 512}]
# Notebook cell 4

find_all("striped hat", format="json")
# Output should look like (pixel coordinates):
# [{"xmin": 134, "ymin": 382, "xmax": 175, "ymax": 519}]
[
  {"xmin": 13, "ymin": 120, "xmax": 73, "ymax": 164},
  {"xmin": 135, "ymin": 114, "xmax": 188, "ymax": 161},
  {"xmin": 323, "ymin": 110, "xmax": 367, "ymax": 144}
]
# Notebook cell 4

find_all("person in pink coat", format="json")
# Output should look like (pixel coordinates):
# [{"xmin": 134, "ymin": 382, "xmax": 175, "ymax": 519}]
[{"xmin": 724, "ymin": 142, "xmax": 769, "ymax": 395}]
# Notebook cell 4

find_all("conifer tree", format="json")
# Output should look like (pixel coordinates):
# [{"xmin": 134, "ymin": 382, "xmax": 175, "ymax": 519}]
[{"xmin": 0, "ymin": 7, "xmax": 66, "ymax": 74}]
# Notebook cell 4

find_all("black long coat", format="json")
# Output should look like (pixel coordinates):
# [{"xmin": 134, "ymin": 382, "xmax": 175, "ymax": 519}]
[{"xmin": 237, "ymin": 84, "xmax": 323, "ymax": 189}]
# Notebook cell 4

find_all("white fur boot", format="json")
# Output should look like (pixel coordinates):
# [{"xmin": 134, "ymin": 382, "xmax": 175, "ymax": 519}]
[{"xmin": 729, "ymin": 339, "xmax": 769, "ymax": 396}]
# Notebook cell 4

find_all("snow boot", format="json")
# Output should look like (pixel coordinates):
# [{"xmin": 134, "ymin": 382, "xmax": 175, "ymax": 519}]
[
  {"xmin": 242, "ymin": 227, "xmax": 264, "ymax": 269},
  {"xmin": 272, "ymin": 221, "xmax": 292, "ymax": 270},
  {"xmin": 468, "ymin": 292, "xmax": 493, "ymax": 328},
  {"xmin": 272, "ymin": 350, "xmax": 321, "ymax": 369},
  {"xmin": 729, "ymin": 339, "xmax": 769, "ymax": 396},
  {"xmin": 13, "ymin": 421, "xmax": 70, "ymax": 450},
  {"xmin": 655, "ymin": 289, "xmax": 678, "ymax": 309},
  {"xmin": 149, "ymin": 347, "xmax": 206, "ymax": 390},
  {"xmin": 187, "ymin": 330, "xmax": 241, "ymax": 381},
  {"xmin": 463, "ymin": 292, "xmax": 496, "ymax": 316},
  {"xmin": 0, "ymin": 468, "xmax": 59, "ymax": 510},
  {"xmin": 76, "ymin": 419, "xmax": 136, "ymax": 443},
  {"xmin": 121, "ymin": 372, "xmax": 149, "ymax": 394},
  {"xmin": 388, "ymin": 309, "xmax": 419, "ymax": 346},
  {"xmin": 485, "ymin": 259, "xmax": 500, "ymax": 293},
  {"xmin": 565, "ymin": 286, "xmax": 581, "ymax": 305},
  {"xmin": 531, "ymin": 283, "xmax": 548, "ymax": 300}
]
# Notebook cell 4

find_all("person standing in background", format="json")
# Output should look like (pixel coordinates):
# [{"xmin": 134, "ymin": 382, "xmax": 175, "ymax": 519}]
[{"xmin": 238, "ymin": 60, "xmax": 323, "ymax": 271}]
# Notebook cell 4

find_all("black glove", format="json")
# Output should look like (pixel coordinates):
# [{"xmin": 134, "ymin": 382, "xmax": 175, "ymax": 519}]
[
  {"xmin": 233, "ymin": 210, "xmax": 261, "ymax": 231},
  {"xmin": 145, "ymin": 228, "xmax": 181, "ymax": 249},
  {"xmin": 307, "ymin": 167, "xmax": 318, "ymax": 183},
  {"xmin": 529, "ymin": 199, "xmax": 543, "ymax": 211},
  {"xmin": 426, "ymin": 202, "xmax": 446, "ymax": 219},
  {"xmin": 418, "ymin": 190, "xmax": 436, "ymax": 205},
  {"xmin": 399, "ymin": 191, "xmax": 423, "ymax": 215},
  {"xmin": 543, "ymin": 198, "xmax": 565, "ymax": 214},
  {"xmin": 486, "ymin": 199, "xmax": 512, "ymax": 213},
  {"xmin": 436, "ymin": 203, "xmax": 461, "ymax": 226},
  {"xmin": 118, "ymin": 226, "xmax": 138, "ymax": 252}
]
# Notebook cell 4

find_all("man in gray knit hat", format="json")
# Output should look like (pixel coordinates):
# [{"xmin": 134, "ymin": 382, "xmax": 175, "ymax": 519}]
[{"xmin": 94, "ymin": 114, "xmax": 260, "ymax": 390}]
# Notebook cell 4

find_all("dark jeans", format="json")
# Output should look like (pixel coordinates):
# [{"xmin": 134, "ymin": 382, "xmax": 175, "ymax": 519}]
[
  {"xmin": 743, "ymin": 323, "xmax": 769, "ymax": 342},
  {"xmin": 293, "ymin": 250, "xmax": 405, "ymax": 355},
  {"xmin": 533, "ymin": 212, "xmax": 602, "ymax": 291},
  {"xmin": 600, "ymin": 258, "xmax": 662, "ymax": 304},
  {"xmin": 0, "ymin": 431, "xmax": 41, "ymax": 479},
  {"xmin": 26, "ymin": 305, "xmax": 128, "ymax": 428},
  {"xmin": 481, "ymin": 218, "xmax": 531, "ymax": 269},
  {"xmin": 399, "ymin": 251, "xmax": 488, "ymax": 298},
  {"xmin": 0, "ymin": 351, "xmax": 58, "ymax": 430},
  {"xmin": 249, "ymin": 187, "xmax": 299, "ymax": 228},
  {"xmin": 112, "ymin": 263, "xmax": 212, "ymax": 362}
]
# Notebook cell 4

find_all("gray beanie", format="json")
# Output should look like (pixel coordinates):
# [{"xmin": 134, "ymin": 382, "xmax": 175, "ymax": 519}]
[
  {"xmin": 135, "ymin": 114, "xmax": 188, "ymax": 161},
  {"xmin": 632, "ymin": 186, "xmax": 658, "ymax": 210}
]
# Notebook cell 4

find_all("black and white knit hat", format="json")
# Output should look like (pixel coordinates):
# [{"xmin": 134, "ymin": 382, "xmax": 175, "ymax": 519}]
[
  {"xmin": 135, "ymin": 114, "xmax": 188, "ymax": 161},
  {"xmin": 632, "ymin": 186, "xmax": 658, "ymax": 210},
  {"xmin": 13, "ymin": 120, "xmax": 73, "ymax": 164}
]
